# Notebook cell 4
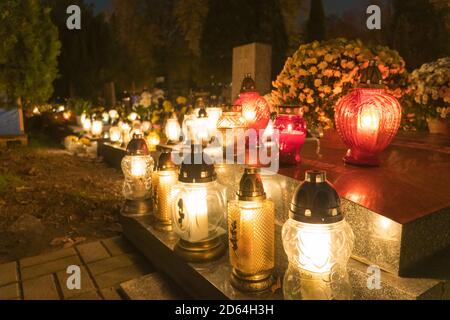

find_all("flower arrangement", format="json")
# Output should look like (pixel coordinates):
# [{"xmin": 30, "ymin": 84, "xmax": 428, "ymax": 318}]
[
  {"xmin": 271, "ymin": 38, "xmax": 407, "ymax": 128},
  {"xmin": 407, "ymin": 57, "xmax": 450, "ymax": 121}
]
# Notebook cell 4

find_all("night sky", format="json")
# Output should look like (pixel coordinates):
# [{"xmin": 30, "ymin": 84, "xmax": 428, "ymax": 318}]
[{"xmin": 86, "ymin": 0, "xmax": 371, "ymax": 16}]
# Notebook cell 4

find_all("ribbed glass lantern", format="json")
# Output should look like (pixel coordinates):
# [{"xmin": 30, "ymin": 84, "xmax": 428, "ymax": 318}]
[
  {"xmin": 228, "ymin": 167, "xmax": 275, "ymax": 292},
  {"xmin": 164, "ymin": 113, "xmax": 181, "ymax": 145},
  {"xmin": 171, "ymin": 146, "xmax": 227, "ymax": 262},
  {"xmin": 121, "ymin": 134, "xmax": 154, "ymax": 201},
  {"xmin": 334, "ymin": 61, "xmax": 402, "ymax": 166},
  {"xmin": 282, "ymin": 171, "xmax": 354, "ymax": 300}
]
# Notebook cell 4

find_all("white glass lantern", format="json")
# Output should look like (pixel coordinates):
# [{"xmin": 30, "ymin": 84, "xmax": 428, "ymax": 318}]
[
  {"xmin": 109, "ymin": 109, "xmax": 119, "ymax": 120},
  {"xmin": 164, "ymin": 114, "xmax": 181, "ymax": 145},
  {"xmin": 82, "ymin": 118, "xmax": 92, "ymax": 133},
  {"xmin": 182, "ymin": 112, "xmax": 197, "ymax": 144},
  {"xmin": 171, "ymin": 146, "xmax": 227, "ymax": 262},
  {"xmin": 195, "ymin": 108, "xmax": 211, "ymax": 145},
  {"xmin": 141, "ymin": 120, "xmax": 152, "ymax": 133},
  {"xmin": 282, "ymin": 171, "xmax": 354, "ymax": 300},
  {"xmin": 128, "ymin": 112, "xmax": 139, "ymax": 122},
  {"xmin": 109, "ymin": 124, "xmax": 122, "ymax": 145},
  {"xmin": 121, "ymin": 133, "xmax": 154, "ymax": 201},
  {"xmin": 120, "ymin": 121, "xmax": 132, "ymax": 147},
  {"xmin": 91, "ymin": 120, "xmax": 103, "ymax": 137},
  {"xmin": 206, "ymin": 107, "xmax": 223, "ymax": 137},
  {"xmin": 102, "ymin": 111, "xmax": 110, "ymax": 124}
]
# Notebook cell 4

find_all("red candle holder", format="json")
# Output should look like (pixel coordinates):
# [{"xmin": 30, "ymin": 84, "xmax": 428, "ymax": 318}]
[
  {"xmin": 273, "ymin": 113, "xmax": 307, "ymax": 165},
  {"xmin": 233, "ymin": 74, "xmax": 270, "ymax": 132},
  {"xmin": 335, "ymin": 61, "xmax": 402, "ymax": 166}
]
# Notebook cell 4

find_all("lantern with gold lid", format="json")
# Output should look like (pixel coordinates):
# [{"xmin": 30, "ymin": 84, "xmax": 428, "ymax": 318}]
[
  {"xmin": 282, "ymin": 170, "xmax": 354, "ymax": 300},
  {"xmin": 171, "ymin": 145, "xmax": 227, "ymax": 262},
  {"xmin": 152, "ymin": 151, "xmax": 178, "ymax": 231},
  {"xmin": 228, "ymin": 167, "xmax": 275, "ymax": 292}
]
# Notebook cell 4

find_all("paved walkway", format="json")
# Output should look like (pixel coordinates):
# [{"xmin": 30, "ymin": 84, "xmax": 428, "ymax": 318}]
[{"xmin": 0, "ymin": 237, "xmax": 153, "ymax": 300}]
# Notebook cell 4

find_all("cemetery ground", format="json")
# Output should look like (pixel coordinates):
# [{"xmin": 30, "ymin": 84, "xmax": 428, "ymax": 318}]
[{"xmin": 0, "ymin": 133, "xmax": 124, "ymax": 264}]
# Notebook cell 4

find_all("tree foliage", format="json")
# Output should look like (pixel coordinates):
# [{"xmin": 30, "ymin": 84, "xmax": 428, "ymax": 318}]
[
  {"xmin": 306, "ymin": 0, "xmax": 326, "ymax": 42},
  {"xmin": 0, "ymin": 0, "xmax": 60, "ymax": 108},
  {"xmin": 390, "ymin": 0, "xmax": 450, "ymax": 70}
]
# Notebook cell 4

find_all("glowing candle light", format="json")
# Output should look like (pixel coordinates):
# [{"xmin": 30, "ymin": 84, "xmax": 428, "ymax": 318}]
[
  {"xmin": 282, "ymin": 171, "xmax": 354, "ymax": 300},
  {"xmin": 273, "ymin": 111, "xmax": 307, "ymax": 165},
  {"xmin": 171, "ymin": 146, "xmax": 227, "ymax": 263},
  {"xmin": 335, "ymin": 61, "xmax": 401, "ymax": 166},
  {"xmin": 228, "ymin": 168, "xmax": 275, "ymax": 292},
  {"xmin": 164, "ymin": 114, "xmax": 181, "ymax": 144}
]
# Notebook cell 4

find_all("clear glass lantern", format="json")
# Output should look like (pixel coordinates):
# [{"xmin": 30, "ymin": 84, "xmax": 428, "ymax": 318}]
[
  {"xmin": 282, "ymin": 171, "xmax": 354, "ymax": 300},
  {"xmin": 102, "ymin": 111, "xmax": 110, "ymax": 124},
  {"xmin": 228, "ymin": 167, "xmax": 275, "ymax": 292},
  {"xmin": 109, "ymin": 109, "xmax": 119, "ymax": 121},
  {"xmin": 206, "ymin": 107, "xmax": 223, "ymax": 138},
  {"xmin": 146, "ymin": 131, "xmax": 160, "ymax": 151},
  {"xmin": 121, "ymin": 133, "xmax": 154, "ymax": 201},
  {"xmin": 120, "ymin": 121, "xmax": 132, "ymax": 147},
  {"xmin": 152, "ymin": 152, "xmax": 178, "ymax": 231},
  {"xmin": 164, "ymin": 114, "xmax": 181, "ymax": 145},
  {"xmin": 194, "ymin": 108, "xmax": 211, "ymax": 145},
  {"xmin": 171, "ymin": 146, "xmax": 227, "ymax": 262},
  {"xmin": 82, "ymin": 118, "xmax": 92, "ymax": 133},
  {"xmin": 91, "ymin": 119, "xmax": 103, "ymax": 137},
  {"xmin": 182, "ymin": 111, "xmax": 197, "ymax": 144},
  {"xmin": 217, "ymin": 111, "xmax": 246, "ymax": 153},
  {"xmin": 109, "ymin": 124, "xmax": 122, "ymax": 145}
]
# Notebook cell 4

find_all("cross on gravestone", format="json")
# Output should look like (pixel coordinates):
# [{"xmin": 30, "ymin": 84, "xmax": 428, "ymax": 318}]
[{"xmin": 231, "ymin": 43, "xmax": 272, "ymax": 102}]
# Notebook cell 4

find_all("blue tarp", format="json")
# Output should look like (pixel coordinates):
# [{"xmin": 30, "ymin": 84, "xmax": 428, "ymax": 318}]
[{"xmin": 0, "ymin": 108, "xmax": 22, "ymax": 135}]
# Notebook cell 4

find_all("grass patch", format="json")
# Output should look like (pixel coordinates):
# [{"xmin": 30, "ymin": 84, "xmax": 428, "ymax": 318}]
[{"xmin": 0, "ymin": 173, "xmax": 22, "ymax": 194}]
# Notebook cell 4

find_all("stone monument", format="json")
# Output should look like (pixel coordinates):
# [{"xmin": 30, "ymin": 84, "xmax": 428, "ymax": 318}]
[{"xmin": 231, "ymin": 43, "xmax": 272, "ymax": 101}]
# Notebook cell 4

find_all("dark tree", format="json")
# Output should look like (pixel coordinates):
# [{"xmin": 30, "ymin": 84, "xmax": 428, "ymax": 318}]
[
  {"xmin": 45, "ymin": 0, "xmax": 119, "ymax": 101},
  {"xmin": 390, "ymin": 0, "xmax": 450, "ymax": 70},
  {"xmin": 200, "ymin": 0, "xmax": 288, "ymax": 87},
  {"xmin": 306, "ymin": 0, "xmax": 326, "ymax": 42},
  {"xmin": 0, "ymin": 0, "xmax": 60, "ymax": 109}
]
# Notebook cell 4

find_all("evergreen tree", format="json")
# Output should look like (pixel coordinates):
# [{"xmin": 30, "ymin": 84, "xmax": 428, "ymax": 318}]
[
  {"xmin": 306, "ymin": 0, "xmax": 326, "ymax": 42},
  {"xmin": 390, "ymin": 0, "xmax": 450, "ymax": 70},
  {"xmin": 200, "ymin": 0, "xmax": 288, "ymax": 87},
  {"xmin": 0, "ymin": 0, "xmax": 60, "ymax": 109}
]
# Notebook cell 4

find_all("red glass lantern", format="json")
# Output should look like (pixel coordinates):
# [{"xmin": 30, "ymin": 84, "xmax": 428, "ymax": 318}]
[
  {"xmin": 335, "ymin": 61, "xmax": 401, "ymax": 166},
  {"xmin": 273, "ymin": 107, "xmax": 307, "ymax": 165},
  {"xmin": 233, "ymin": 74, "xmax": 271, "ymax": 131}
]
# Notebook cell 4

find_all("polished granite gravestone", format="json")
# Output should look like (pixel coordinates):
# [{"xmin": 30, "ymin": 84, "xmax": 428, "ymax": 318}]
[{"xmin": 101, "ymin": 133, "xmax": 450, "ymax": 298}]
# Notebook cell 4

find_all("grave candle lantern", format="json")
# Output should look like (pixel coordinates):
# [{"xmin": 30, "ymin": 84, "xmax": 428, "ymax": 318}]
[
  {"xmin": 217, "ymin": 111, "xmax": 246, "ymax": 151},
  {"xmin": 109, "ymin": 109, "xmax": 119, "ymax": 121},
  {"xmin": 164, "ymin": 113, "xmax": 181, "ymax": 145},
  {"xmin": 233, "ymin": 74, "xmax": 270, "ymax": 131},
  {"xmin": 228, "ymin": 167, "xmax": 275, "ymax": 292},
  {"xmin": 152, "ymin": 152, "xmax": 178, "ymax": 231},
  {"xmin": 273, "ymin": 109, "xmax": 307, "ymax": 165},
  {"xmin": 109, "ymin": 122, "xmax": 122, "ymax": 145},
  {"xmin": 282, "ymin": 171, "xmax": 354, "ymax": 300},
  {"xmin": 91, "ymin": 116, "xmax": 104, "ymax": 138},
  {"xmin": 171, "ymin": 146, "xmax": 227, "ymax": 262},
  {"xmin": 121, "ymin": 133, "xmax": 154, "ymax": 202},
  {"xmin": 82, "ymin": 117, "xmax": 92, "ymax": 133},
  {"xmin": 334, "ymin": 61, "xmax": 402, "ymax": 166}
]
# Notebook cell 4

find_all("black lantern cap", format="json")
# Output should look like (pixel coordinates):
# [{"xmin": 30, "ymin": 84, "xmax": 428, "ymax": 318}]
[
  {"xmin": 359, "ymin": 60, "xmax": 384, "ymax": 88},
  {"xmin": 157, "ymin": 151, "xmax": 177, "ymax": 171},
  {"xmin": 197, "ymin": 107, "xmax": 208, "ymax": 119},
  {"xmin": 178, "ymin": 145, "xmax": 217, "ymax": 183},
  {"xmin": 240, "ymin": 73, "xmax": 256, "ymax": 93},
  {"xmin": 237, "ymin": 167, "xmax": 266, "ymax": 201},
  {"xmin": 126, "ymin": 133, "xmax": 150, "ymax": 156},
  {"xmin": 289, "ymin": 170, "xmax": 343, "ymax": 224}
]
